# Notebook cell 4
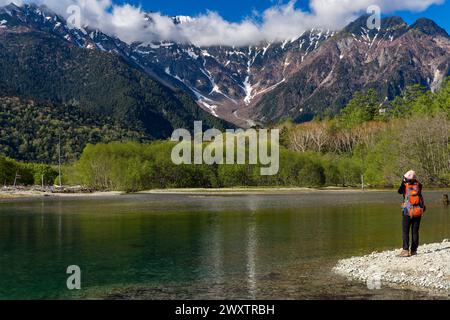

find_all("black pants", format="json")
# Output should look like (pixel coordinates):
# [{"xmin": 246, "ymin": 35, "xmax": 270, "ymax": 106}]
[{"xmin": 402, "ymin": 214, "xmax": 421, "ymax": 252}]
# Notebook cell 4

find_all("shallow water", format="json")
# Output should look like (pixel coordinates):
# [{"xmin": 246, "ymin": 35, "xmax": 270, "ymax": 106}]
[{"xmin": 0, "ymin": 190, "xmax": 449, "ymax": 300}]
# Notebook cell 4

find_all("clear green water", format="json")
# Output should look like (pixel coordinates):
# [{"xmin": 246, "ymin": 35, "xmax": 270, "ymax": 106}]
[{"xmin": 0, "ymin": 191, "xmax": 449, "ymax": 300}]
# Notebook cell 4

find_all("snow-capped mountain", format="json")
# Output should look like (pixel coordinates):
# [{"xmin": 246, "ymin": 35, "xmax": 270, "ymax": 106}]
[
  {"xmin": 129, "ymin": 29, "xmax": 334, "ymax": 127},
  {"xmin": 0, "ymin": 3, "xmax": 230, "ymax": 140},
  {"xmin": 0, "ymin": 3, "xmax": 334, "ymax": 126},
  {"xmin": 1, "ymin": 3, "xmax": 449, "ymax": 127},
  {"xmin": 253, "ymin": 15, "xmax": 450, "ymax": 123}
]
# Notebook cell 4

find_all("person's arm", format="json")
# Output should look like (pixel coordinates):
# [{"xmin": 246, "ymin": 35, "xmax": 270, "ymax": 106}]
[
  {"xmin": 397, "ymin": 182, "xmax": 405, "ymax": 195},
  {"xmin": 419, "ymin": 183, "xmax": 426, "ymax": 211}
]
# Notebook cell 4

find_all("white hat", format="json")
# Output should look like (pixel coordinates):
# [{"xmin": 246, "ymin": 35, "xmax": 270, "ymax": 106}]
[{"xmin": 404, "ymin": 170, "xmax": 417, "ymax": 180}]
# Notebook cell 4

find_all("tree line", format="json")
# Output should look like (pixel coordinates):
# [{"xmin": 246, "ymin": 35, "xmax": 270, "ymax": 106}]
[{"xmin": 1, "ymin": 78, "xmax": 449, "ymax": 191}]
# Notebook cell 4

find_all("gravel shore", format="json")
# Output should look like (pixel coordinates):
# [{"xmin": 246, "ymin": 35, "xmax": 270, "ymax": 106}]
[
  {"xmin": 334, "ymin": 240, "xmax": 450, "ymax": 293},
  {"xmin": 0, "ymin": 189, "xmax": 123, "ymax": 199}
]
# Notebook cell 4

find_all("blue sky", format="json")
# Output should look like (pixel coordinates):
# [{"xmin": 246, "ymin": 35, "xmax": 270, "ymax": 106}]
[
  {"xmin": 397, "ymin": 3, "xmax": 450, "ymax": 32},
  {"xmin": 118, "ymin": 0, "xmax": 450, "ymax": 32}
]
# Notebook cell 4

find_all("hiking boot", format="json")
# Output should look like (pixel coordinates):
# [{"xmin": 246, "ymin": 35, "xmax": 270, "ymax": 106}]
[
  {"xmin": 399, "ymin": 250, "xmax": 411, "ymax": 257},
  {"xmin": 410, "ymin": 251, "xmax": 417, "ymax": 256}
]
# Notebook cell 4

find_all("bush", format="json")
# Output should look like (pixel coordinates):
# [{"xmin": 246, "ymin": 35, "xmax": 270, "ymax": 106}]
[
  {"xmin": 297, "ymin": 160, "xmax": 326, "ymax": 187},
  {"xmin": 0, "ymin": 155, "xmax": 56, "ymax": 186},
  {"xmin": 24, "ymin": 163, "xmax": 59, "ymax": 186}
]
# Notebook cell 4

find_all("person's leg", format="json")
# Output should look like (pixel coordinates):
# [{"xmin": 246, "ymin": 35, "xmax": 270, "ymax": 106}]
[
  {"xmin": 402, "ymin": 213, "xmax": 411, "ymax": 251},
  {"xmin": 411, "ymin": 217, "xmax": 422, "ymax": 253}
]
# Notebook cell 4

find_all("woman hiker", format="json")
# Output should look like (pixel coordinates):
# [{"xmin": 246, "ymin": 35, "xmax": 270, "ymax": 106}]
[{"xmin": 397, "ymin": 170, "xmax": 426, "ymax": 257}]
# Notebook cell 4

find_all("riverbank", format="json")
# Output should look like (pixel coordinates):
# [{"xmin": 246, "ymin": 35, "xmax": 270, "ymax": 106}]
[
  {"xmin": 138, "ymin": 187, "xmax": 362, "ymax": 195},
  {"xmin": 333, "ymin": 240, "xmax": 450, "ymax": 293},
  {"xmin": 2, "ymin": 186, "xmax": 449, "ymax": 199},
  {"xmin": 0, "ymin": 188, "xmax": 123, "ymax": 200},
  {"xmin": 0, "ymin": 186, "xmax": 381, "ymax": 199}
]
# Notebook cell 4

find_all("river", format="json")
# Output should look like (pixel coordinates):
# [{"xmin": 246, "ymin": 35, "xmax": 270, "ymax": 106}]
[{"xmin": 0, "ymin": 190, "xmax": 449, "ymax": 299}]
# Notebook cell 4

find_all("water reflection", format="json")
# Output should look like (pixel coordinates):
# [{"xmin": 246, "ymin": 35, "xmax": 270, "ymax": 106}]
[
  {"xmin": 202, "ymin": 214, "xmax": 224, "ymax": 287},
  {"xmin": 246, "ymin": 213, "xmax": 257, "ymax": 298}
]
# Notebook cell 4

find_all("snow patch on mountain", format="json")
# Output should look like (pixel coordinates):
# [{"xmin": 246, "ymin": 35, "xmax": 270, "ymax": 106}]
[
  {"xmin": 430, "ymin": 68, "xmax": 444, "ymax": 92},
  {"xmin": 199, "ymin": 101, "xmax": 219, "ymax": 117},
  {"xmin": 243, "ymin": 59, "xmax": 253, "ymax": 105}
]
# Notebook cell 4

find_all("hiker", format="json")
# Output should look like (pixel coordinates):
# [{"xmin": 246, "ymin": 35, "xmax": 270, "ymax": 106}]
[{"xmin": 398, "ymin": 170, "xmax": 426, "ymax": 257}]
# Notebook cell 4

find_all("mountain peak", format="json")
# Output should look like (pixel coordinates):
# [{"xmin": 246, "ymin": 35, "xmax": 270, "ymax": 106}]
[
  {"xmin": 0, "ymin": 2, "xmax": 20, "ymax": 14},
  {"xmin": 343, "ymin": 15, "xmax": 408, "ymax": 34},
  {"xmin": 382, "ymin": 16, "xmax": 407, "ymax": 30},
  {"xmin": 1, "ymin": 2, "xmax": 53, "ymax": 19},
  {"xmin": 410, "ymin": 18, "xmax": 449, "ymax": 37},
  {"xmin": 342, "ymin": 15, "xmax": 371, "ymax": 34},
  {"xmin": 4, "ymin": 2, "xmax": 20, "ymax": 9},
  {"xmin": 172, "ymin": 16, "xmax": 193, "ymax": 25}
]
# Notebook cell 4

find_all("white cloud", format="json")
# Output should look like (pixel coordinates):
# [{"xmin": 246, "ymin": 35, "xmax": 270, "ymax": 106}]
[
  {"xmin": 1, "ymin": 0, "xmax": 445, "ymax": 46},
  {"xmin": 0, "ymin": 0, "xmax": 23, "ymax": 5}
]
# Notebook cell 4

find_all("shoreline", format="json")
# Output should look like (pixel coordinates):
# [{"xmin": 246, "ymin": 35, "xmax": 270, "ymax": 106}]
[
  {"xmin": 0, "ymin": 187, "xmax": 391, "ymax": 200},
  {"xmin": 137, "ymin": 187, "xmax": 400, "ymax": 195},
  {"xmin": 1, "ymin": 186, "xmax": 449, "ymax": 200},
  {"xmin": 0, "ymin": 189, "xmax": 123, "ymax": 200},
  {"xmin": 333, "ymin": 240, "xmax": 450, "ymax": 294}
]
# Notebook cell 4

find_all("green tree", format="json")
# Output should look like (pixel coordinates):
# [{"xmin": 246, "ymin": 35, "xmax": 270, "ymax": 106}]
[{"xmin": 339, "ymin": 89, "xmax": 380, "ymax": 127}]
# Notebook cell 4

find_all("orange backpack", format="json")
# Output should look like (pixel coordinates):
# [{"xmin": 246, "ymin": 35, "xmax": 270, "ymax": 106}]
[{"xmin": 403, "ymin": 182, "xmax": 423, "ymax": 218}]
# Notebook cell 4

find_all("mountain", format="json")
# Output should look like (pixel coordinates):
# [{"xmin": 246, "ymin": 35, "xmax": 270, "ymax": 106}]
[
  {"xmin": 253, "ymin": 16, "xmax": 450, "ymax": 123},
  {"xmin": 122, "ymin": 14, "xmax": 450, "ymax": 126},
  {"xmin": 1, "ymin": 3, "xmax": 449, "ymax": 131},
  {"xmin": 410, "ymin": 18, "xmax": 449, "ymax": 37},
  {"xmin": 0, "ymin": 3, "xmax": 230, "ymax": 143},
  {"xmin": 126, "ymin": 29, "xmax": 334, "ymax": 127},
  {"xmin": 102, "ymin": 13, "xmax": 450, "ymax": 126},
  {"xmin": 1, "ymin": 3, "xmax": 334, "ymax": 127}
]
